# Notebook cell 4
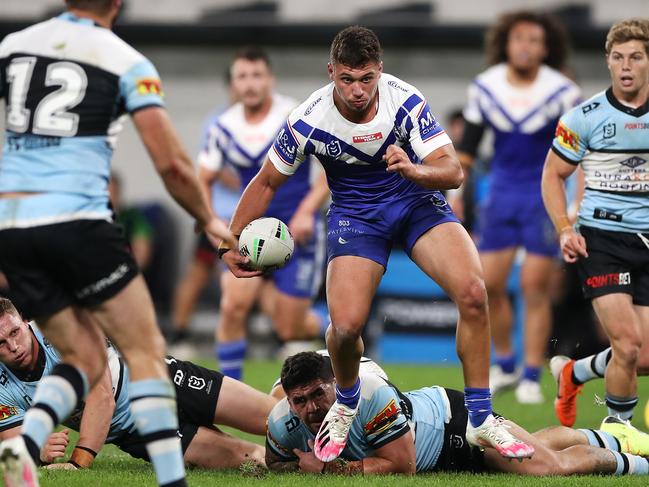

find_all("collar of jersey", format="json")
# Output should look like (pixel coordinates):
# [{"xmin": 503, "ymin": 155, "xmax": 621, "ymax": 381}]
[
  {"xmin": 606, "ymin": 87, "xmax": 649, "ymax": 118},
  {"xmin": 58, "ymin": 12, "xmax": 99, "ymax": 27}
]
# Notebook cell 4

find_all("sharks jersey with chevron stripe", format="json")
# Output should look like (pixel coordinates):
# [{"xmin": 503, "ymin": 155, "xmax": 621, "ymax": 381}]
[
  {"xmin": 267, "ymin": 74, "xmax": 452, "ymax": 210},
  {"xmin": 464, "ymin": 63, "xmax": 581, "ymax": 190},
  {"xmin": 199, "ymin": 94, "xmax": 312, "ymax": 221}
]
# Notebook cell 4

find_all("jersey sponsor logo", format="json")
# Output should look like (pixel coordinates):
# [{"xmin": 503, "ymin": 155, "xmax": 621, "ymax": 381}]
[
  {"xmin": 136, "ymin": 78, "xmax": 163, "ymax": 97},
  {"xmin": 603, "ymin": 123, "xmax": 616, "ymax": 139},
  {"xmin": 624, "ymin": 122, "xmax": 649, "ymax": 130},
  {"xmin": 304, "ymin": 96, "xmax": 322, "ymax": 116},
  {"xmin": 417, "ymin": 104, "xmax": 441, "ymax": 141},
  {"xmin": 581, "ymin": 101, "xmax": 600, "ymax": 114},
  {"xmin": 273, "ymin": 124, "xmax": 298, "ymax": 165},
  {"xmin": 619, "ymin": 156, "xmax": 647, "ymax": 169},
  {"xmin": 556, "ymin": 122, "xmax": 579, "ymax": 152},
  {"xmin": 338, "ymin": 236, "xmax": 349, "ymax": 245},
  {"xmin": 0, "ymin": 405, "xmax": 18, "ymax": 421},
  {"xmin": 326, "ymin": 140, "xmax": 342, "ymax": 157},
  {"xmin": 586, "ymin": 272, "xmax": 631, "ymax": 289},
  {"xmin": 364, "ymin": 399, "xmax": 400, "ymax": 435},
  {"xmin": 353, "ymin": 132, "xmax": 383, "ymax": 143},
  {"xmin": 387, "ymin": 80, "xmax": 408, "ymax": 92}
]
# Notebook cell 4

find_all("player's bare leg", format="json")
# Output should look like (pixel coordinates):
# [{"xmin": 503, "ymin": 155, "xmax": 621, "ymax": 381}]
[
  {"xmin": 216, "ymin": 272, "xmax": 263, "ymax": 380},
  {"xmin": 481, "ymin": 248, "xmax": 518, "ymax": 393},
  {"xmin": 170, "ymin": 258, "xmax": 213, "ymax": 342},
  {"xmin": 314, "ymin": 256, "xmax": 383, "ymax": 462},
  {"xmin": 411, "ymin": 222, "xmax": 533, "ymax": 459},
  {"xmin": 517, "ymin": 254, "xmax": 554, "ymax": 404},
  {"xmin": 592, "ymin": 294, "xmax": 642, "ymax": 420},
  {"xmin": 485, "ymin": 420, "xmax": 648, "ymax": 475},
  {"xmin": 214, "ymin": 376, "xmax": 278, "ymax": 435},
  {"xmin": 272, "ymin": 291, "xmax": 320, "ymax": 341},
  {"xmin": 184, "ymin": 426, "xmax": 265, "ymax": 469}
]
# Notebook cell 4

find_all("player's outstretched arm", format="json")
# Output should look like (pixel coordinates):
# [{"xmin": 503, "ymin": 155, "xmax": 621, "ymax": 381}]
[
  {"xmin": 541, "ymin": 150, "xmax": 588, "ymax": 263},
  {"xmin": 384, "ymin": 144, "xmax": 463, "ymax": 191},
  {"xmin": 132, "ymin": 106, "xmax": 236, "ymax": 248},
  {"xmin": 221, "ymin": 158, "xmax": 289, "ymax": 277}
]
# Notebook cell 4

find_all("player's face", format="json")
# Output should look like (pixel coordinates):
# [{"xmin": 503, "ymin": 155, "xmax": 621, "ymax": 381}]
[
  {"xmin": 607, "ymin": 40, "xmax": 649, "ymax": 97},
  {"xmin": 230, "ymin": 59, "xmax": 274, "ymax": 110},
  {"xmin": 506, "ymin": 21, "xmax": 547, "ymax": 72},
  {"xmin": 287, "ymin": 379, "xmax": 336, "ymax": 434},
  {"xmin": 329, "ymin": 61, "xmax": 383, "ymax": 114},
  {"xmin": 0, "ymin": 314, "xmax": 33, "ymax": 370}
]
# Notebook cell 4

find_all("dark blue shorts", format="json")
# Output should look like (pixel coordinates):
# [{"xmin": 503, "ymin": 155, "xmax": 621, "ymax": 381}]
[
  {"xmin": 477, "ymin": 188, "xmax": 558, "ymax": 257},
  {"xmin": 327, "ymin": 192, "xmax": 460, "ymax": 269},
  {"xmin": 271, "ymin": 218, "xmax": 325, "ymax": 299}
]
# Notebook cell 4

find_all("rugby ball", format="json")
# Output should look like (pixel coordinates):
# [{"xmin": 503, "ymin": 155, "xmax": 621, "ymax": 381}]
[{"xmin": 238, "ymin": 217, "xmax": 294, "ymax": 271}]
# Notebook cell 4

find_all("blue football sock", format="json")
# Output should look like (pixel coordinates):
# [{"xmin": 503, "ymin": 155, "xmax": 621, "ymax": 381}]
[
  {"xmin": 494, "ymin": 354, "xmax": 516, "ymax": 374},
  {"xmin": 217, "ymin": 338, "xmax": 246, "ymax": 380},
  {"xmin": 464, "ymin": 387, "xmax": 493, "ymax": 427},
  {"xmin": 336, "ymin": 378, "xmax": 361, "ymax": 409},
  {"xmin": 522, "ymin": 365, "xmax": 541, "ymax": 382}
]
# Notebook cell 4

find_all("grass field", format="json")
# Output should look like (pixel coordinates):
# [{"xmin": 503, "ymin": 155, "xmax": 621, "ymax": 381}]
[{"xmin": 36, "ymin": 358, "xmax": 649, "ymax": 486}]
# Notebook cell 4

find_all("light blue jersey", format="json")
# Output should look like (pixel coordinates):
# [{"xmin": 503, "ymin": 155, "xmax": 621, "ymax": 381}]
[
  {"xmin": 0, "ymin": 13, "xmax": 165, "ymax": 229},
  {"xmin": 0, "ymin": 324, "xmax": 134, "ymax": 442},
  {"xmin": 266, "ymin": 374, "xmax": 451, "ymax": 472},
  {"xmin": 552, "ymin": 88, "xmax": 649, "ymax": 233}
]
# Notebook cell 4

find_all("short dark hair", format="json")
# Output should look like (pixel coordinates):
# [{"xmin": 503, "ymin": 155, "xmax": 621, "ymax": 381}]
[
  {"xmin": 232, "ymin": 46, "xmax": 272, "ymax": 70},
  {"xmin": 65, "ymin": 0, "xmax": 113, "ymax": 14},
  {"xmin": 0, "ymin": 298, "xmax": 20, "ymax": 319},
  {"xmin": 280, "ymin": 352, "xmax": 334, "ymax": 393},
  {"xmin": 485, "ymin": 10, "xmax": 569, "ymax": 71},
  {"xmin": 330, "ymin": 26, "xmax": 382, "ymax": 67}
]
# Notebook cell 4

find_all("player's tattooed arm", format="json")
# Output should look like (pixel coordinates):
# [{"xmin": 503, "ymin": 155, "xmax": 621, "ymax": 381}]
[{"xmin": 264, "ymin": 446, "xmax": 300, "ymax": 472}]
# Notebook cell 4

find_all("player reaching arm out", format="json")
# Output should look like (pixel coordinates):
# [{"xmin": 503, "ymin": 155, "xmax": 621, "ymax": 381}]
[
  {"xmin": 133, "ymin": 107, "xmax": 237, "ymax": 249},
  {"xmin": 383, "ymin": 143, "xmax": 463, "ymax": 190}
]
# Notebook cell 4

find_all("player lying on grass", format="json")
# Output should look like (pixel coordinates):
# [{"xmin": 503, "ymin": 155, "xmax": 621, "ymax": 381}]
[
  {"xmin": 266, "ymin": 351, "xmax": 649, "ymax": 475},
  {"xmin": 0, "ymin": 298, "xmax": 274, "ymax": 470}
]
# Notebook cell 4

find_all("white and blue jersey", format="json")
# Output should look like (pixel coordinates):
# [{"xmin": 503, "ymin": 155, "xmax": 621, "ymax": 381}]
[
  {"xmin": 0, "ymin": 12, "xmax": 164, "ymax": 229},
  {"xmin": 266, "ymin": 74, "xmax": 457, "ymax": 267},
  {"xmin": 199, "ymin": 94, "xmax": 314, "ymax": 223},
  {"xmin": 268, "ymin": 74, "xmax": 452, "ymax": 210},
  {"xmin": 266, "ymin": 374, "xmax": 451, "ymax": 472},
  {"xmin": 0, "ymin": 324, "xmax": 134, "ymax": 442},
  {"xmin": 552, "ymin": 88, "xmax": 649, "ymax": 233},
  {"xmin": 463, "ymin": 63, "xmax": 581, "ymax": 190}
]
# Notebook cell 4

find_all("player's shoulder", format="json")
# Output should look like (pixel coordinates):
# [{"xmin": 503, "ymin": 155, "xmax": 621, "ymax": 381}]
[
  {"xmin": 381, "ymin": 73, "xmax": 426, "ymax": 105},
  {"xmin": 538, "ymin": 65, "xmax": 580, "ymax": 93},
  {"xmin": 0, "ymin": 18, "xmax": 53, "ymax": 56},
  {"xmin": 273, "ymin": 93, "xmax": 300, "ymax": 114},
  {"xmin": 286, "ymin": 83, "xmax": 334, "ymax": 126},
  {"xmin": 472, "ymin": 63, "xmax": 507, "ymax": 88},
  {"xmin": 213, "ymin": 103, "xmax": 245, "ymax": 132},
  {"xmin": 267, "ymin": 398, "xmax": 304, "ymax": 442},
  {"xmin": 564, "ymin": 90, "xmax": 607, "ymax": 122}
]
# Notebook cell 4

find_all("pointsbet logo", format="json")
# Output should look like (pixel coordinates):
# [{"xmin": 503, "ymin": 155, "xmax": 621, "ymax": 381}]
[{"xmin": 586, "ymin": 272, "xmax": 631, "ymax": 288}]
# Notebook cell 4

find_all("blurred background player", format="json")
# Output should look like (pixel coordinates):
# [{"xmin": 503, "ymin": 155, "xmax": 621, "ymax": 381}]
[
  {"xmin": 450, "ymin": 11, "xmax": 582, "ymax": 403},
  {"xmin": 201, "ymin": 47, "xmax": 330, "ymax": 380},
  {"xmin": 0, "ymin": 1, "xmax": 234, "ymax": 486},
  {"xmin": 168, "ymin": 69, "xmax": 241, "ymax": 349},
  {"xmin": 543, "ymin": 18, "xmax": 649, "ymax": 428},
  {"xmin": 222, "ymin": 26, "xmax": 533, "ymax": 462}
]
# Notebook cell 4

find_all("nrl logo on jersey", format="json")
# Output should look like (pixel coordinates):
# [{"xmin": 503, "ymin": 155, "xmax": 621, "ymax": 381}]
[
  {"xmin": 619, "ymin": 156, "xmax": 647, "ymax": 169},
  {"xmin": 326, "ymin": 139, "xmax": 342, "ymax": 157},
  {"xmin": 603, "ymin": 123, "xmax": 616, "ymax": 139}
]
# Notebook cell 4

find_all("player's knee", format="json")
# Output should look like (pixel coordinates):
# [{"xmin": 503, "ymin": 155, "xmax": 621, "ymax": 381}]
[
  {"xmin": 612, "ymin": 338, "xmax": 642, "ymax": 368},
  {"xmin": 455, "ymin": 278, "xmax": 488, "ymax": 318},
  {"xmin": 329, "ymin": 320, "xmax": 363, "ymax": 342},
  {"xmin": 219, "ymin": 297, "xmax": 249, "ymax": 323}
]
